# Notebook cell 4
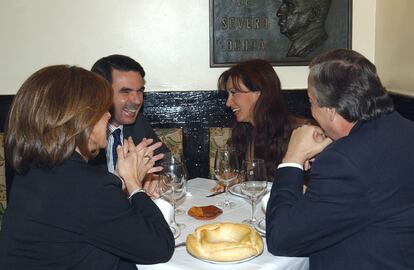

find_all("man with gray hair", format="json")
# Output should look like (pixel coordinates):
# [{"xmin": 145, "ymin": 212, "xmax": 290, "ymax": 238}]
[
  {"xmin": 277, "ymin": 0, "xmax": 332, "ymax": 57},
  {"xmin": 266, "ymin": 49, "xmax": 414, "ymax": 269}
]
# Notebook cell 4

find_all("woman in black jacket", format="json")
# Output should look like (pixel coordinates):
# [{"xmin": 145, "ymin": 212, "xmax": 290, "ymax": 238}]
[{"xmin": 0, "ymin": 65, "xmax": 174, "ymax": 270}]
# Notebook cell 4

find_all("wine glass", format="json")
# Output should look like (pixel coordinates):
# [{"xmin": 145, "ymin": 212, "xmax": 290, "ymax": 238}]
[
  {"xmin": 214, "ymin": 147, "xmax": 239, "ymax": 208},
  {"xmin": 160, "ymin": 161, "xmax": 186, "ymax": 230},
  {"xmin": 241, "ymin": 159, "xmax": 267, "ymax": 225},
  {"xmin": 163, "ymin": 151, "xmax": 183, "ymax": 163},
  {"xmin": 162, "ymin": 152, "xmax": 188, "ymax": 215}
]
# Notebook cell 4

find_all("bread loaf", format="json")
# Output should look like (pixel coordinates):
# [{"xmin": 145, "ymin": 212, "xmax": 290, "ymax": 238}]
[{"xmin": 186, "ymin": 222, "xmax": 263, "ymax": 262}]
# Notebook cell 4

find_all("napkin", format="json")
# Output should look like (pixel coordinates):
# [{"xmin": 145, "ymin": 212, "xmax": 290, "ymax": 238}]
[{"xmin": 154, "ymin": 198, "xmax": 174, "ymax": 224}]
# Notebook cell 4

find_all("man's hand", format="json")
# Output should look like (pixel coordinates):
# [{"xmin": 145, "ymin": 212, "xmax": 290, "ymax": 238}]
[{"xmin": 283, "ymin": 125, "xmax": 332, "ymax": 166}]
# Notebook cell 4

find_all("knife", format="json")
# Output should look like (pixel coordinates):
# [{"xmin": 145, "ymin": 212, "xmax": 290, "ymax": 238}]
[
  {"xmin": 175, "ymin": 242, "xmax": 186, "ymax": 248},
  {"xmin": 206, "ymin": 191, "xmax": 225, "ymax": 197}
]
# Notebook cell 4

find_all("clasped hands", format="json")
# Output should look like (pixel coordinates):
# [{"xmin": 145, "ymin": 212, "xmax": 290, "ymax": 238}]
[
  {"xmin": 115, "ymin": 137, "xmax": 164, "ymax": 197},
  {"xmin": 283, "ymin": 125, "xmax": 333, "ymax": 170}
]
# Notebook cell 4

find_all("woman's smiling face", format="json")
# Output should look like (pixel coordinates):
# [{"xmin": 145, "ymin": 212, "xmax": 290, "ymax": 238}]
[{"xmin": 225, "ymin": 76, "xmax": 260, "ymax": 125}]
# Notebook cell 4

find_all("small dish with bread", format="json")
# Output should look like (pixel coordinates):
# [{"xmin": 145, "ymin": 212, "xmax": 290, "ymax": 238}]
[{"xmin": 187, "ymin": 205, "xmax": 223, "ymax": 220}]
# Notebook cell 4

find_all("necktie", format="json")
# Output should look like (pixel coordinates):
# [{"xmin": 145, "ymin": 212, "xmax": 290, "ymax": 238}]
[{"xmin": 112, "ymin": 129, "xmax": 122, "ymax": 170}]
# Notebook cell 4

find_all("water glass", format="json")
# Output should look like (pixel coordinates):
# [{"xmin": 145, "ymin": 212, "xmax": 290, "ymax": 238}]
[
  {"xmin": 162, "ymin": 152, "xmax": 188, "ymax": 215},
  {"xmin": 241, "ymin": 159, "xmax": 267, "ymax": 225},
  {"xmin": 160, "ymin": 162, "xmax": 186, "ymax": 230},
  {"xmin": 214, "ymin": 147, "xmax": 239, "ymax": 208}
]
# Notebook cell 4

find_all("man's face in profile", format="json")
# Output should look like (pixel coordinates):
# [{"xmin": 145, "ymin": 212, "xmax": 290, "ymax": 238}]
[{"xmin": 277, "ymin": 0, "xmax": 314, "ymax": 39}]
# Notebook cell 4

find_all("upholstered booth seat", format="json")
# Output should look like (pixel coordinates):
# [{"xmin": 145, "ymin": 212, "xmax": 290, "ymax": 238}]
[
  {"xmin": 154, "ymin": 128, "xmax": 183, "ymax": 161},
  {"xmin": 208, "ymin": 127, "xmax": 232, "ymax": 179},
  {"xmin": 0, "ymin": 133, "xmax": 7, "ymax": 224}
]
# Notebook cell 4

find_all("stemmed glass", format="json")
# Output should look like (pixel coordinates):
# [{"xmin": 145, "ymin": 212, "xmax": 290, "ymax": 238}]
[
  {"xmin": 162, "ymin": 152, "xmax": 188, "ymax": 215},
  {"xmin": 160, "ymin": 161, "xmax": 187, "ymax": 231},
  {"xmin": 214, "ymin": 147, "xmax": 239, "ymax": 208},
  {"xmin": 241, "ymin": 159, "xmax": 267, "ymax": 225}
]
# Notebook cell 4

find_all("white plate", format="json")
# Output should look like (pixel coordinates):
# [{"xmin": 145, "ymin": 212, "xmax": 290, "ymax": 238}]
[
  {"xmin": 188, "ymin": 252, "xmax": 260, "ymax": 264},
  {"xmin": 170, "ymin": 226, "xmax": 181, "ymax": 239},
  {"xmin": 255, "ymin": 218, "xmax": 266, "ymax": 235},
  {"xmin": 229, "ymin": 183, "xmax": 272, "ymax": 199}
]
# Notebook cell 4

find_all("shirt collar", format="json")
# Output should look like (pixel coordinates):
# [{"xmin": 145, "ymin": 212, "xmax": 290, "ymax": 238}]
[{"xmin": 108, "ymin": 123, "xmax": 123, "ymax": 134}]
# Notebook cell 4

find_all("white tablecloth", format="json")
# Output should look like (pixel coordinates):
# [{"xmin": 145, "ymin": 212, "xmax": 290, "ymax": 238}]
[{"xmin": 137, "ymin": 178, "xmax": 309, "ymax": 270}]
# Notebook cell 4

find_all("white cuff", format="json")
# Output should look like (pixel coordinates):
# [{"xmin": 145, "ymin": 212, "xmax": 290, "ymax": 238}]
[
  {"xmin": 128, "ymin": 188, "xmax": 146, "ymax": 200},
  {"xmin": 277, "ymin": 163, "xmax": 304, "ymax": 170}
]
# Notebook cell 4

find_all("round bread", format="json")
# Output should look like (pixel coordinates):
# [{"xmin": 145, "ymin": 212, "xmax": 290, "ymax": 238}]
[{"xmin": 186, "ymin": 222, "xmax": 263, "ymax": 262}]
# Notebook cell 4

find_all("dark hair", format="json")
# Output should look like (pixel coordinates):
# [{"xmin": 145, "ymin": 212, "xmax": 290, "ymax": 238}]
[
  {"xmin": 5, "ymin": 65, "xmax": 113, "ymax": 175},
  {"xmin": 91, "ymin": 54, "xmax": 145, "ymax": 83},
  {"xmin": 218, "ymin": 59, "xmax": 293, "ymax": 179},
  {"xmin": 309, "ymin": 49, "xmax": 394, "ymax": 122}
]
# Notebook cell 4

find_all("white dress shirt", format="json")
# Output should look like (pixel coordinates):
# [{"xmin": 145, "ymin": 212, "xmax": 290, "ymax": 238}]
[
  {"xmin": 106, "ymin": 124, "xmax": 124, "ymax": 173},
  {"xmin": 277, "ymin": 162, "xmax": 304, "ymax": 170}
]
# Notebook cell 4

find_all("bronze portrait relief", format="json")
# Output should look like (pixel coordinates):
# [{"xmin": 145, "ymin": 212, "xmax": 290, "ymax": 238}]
[
  {"xmin": 210, "ymin": 0, "xmax": 351, "ymax": 66},
  {"xmin": 277, "ymin": 0, "xmax": 332, "ymax": 57}
]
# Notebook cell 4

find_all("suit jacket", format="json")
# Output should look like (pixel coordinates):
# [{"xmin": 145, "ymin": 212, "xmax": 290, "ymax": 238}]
[
  {"xmin": 0, "ymin": 153, "xmax": 174, "ymax": 270},
  {"xmin": 90, "ymin": 115, "xmax": 170, "ymax": 169},
  {"xmin": 266, "ymin": 112, "xmax": 414, "ymax": 270}
]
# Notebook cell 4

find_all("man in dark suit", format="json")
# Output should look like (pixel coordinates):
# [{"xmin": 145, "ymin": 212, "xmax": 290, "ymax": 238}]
[
  {"xmin": 266, "ymin": 49, "xmax": 414, "ymax": 269},
  {"xmin": 90, "ymin": 55, "xmax": 169, "ymax": 173}
]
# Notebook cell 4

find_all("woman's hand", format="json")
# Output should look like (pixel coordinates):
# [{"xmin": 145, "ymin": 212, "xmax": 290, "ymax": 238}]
[
  {"xmin": 142, "ymin": 174, "xmax": 163, "ymax": 199},
  {"xmin": 116, "ymin": 138, "xmax": 141, "ymax": 194},
  {"xmin": 133, "ymin": 138, "xmax": 164, "ymax": 177},
  {"xmin": 115, "ymin": 137, "xmax": 164, "ymax": 195}
]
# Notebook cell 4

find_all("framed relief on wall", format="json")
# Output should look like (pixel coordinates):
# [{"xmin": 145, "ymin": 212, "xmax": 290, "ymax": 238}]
[{"xmin": 210, "ymin": 0, "xmax": 352, "ymax": 67}]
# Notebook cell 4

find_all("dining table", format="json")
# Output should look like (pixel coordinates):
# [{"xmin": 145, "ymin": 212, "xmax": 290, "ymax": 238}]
[{"xmin": 137, "ymin": 177, "xmax": 309, "ymax": 270}]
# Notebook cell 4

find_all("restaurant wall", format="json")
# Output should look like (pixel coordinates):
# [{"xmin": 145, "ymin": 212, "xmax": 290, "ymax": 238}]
[
  {"xmin": 0, "ymin": 0, "xmax": 376, "ymax": 94},
  {"xmin": 375, "ymin": 0, "xmax": 414, "ymax": 96}
]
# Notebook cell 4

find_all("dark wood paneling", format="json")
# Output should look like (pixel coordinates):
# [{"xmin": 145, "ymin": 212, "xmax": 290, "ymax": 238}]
[
  {"xmin": 1, "ymin": 90, "xmax": 413, "ymax": 194},
  {"xmin": 141, "ymin": 90, "xmax": 312, "ymax": 178},
  {"xmin": 0, "ymin": 95, "xmax": 14, "ymax": 132},
  {"xmin": 142, "ymin": 91, "xmax": 234, "ymax": 178}
]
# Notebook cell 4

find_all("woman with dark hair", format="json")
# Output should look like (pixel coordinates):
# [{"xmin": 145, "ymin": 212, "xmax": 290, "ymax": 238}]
[
  {"xmin": 217, "ymin": 59, "xmax": 308, "ymax": 181},
  {"xmin": 0, "ymin": 65, "xmax": 174, "ymax": 269}
]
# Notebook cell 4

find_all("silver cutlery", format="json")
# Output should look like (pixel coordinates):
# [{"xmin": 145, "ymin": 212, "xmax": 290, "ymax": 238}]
[
  {"xmin": 175, "ymin": 242, "xmax": 186, "ymax": 248},
  {"xmin": 205, "ymin": 191, "xmax": 225, "ymax": 197}
]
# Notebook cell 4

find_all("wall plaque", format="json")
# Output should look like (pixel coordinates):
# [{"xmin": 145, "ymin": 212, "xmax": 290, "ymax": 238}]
[{"xmin": 210, "ymin": 0, "xmax": 352, "ymax": 67}]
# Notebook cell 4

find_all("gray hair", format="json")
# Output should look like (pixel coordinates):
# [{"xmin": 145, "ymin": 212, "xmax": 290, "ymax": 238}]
[{"xmin": 309, "ymin": 49, "xmax": 393, "ymax": 122}]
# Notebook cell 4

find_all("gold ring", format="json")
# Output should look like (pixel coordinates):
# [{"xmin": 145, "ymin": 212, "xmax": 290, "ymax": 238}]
[{"xmin": 144, "ymin": 155, "xmax": 151, "ymax": 160}]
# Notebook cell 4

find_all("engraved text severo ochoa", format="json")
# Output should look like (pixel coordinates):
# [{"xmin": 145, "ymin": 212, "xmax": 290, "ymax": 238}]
[{"xmin": 220, "ymin": 16, "xmax": 268, "ymax": 52}]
